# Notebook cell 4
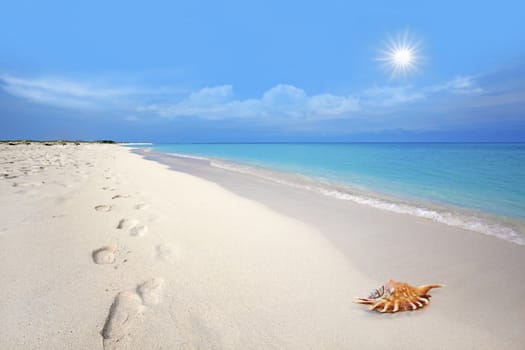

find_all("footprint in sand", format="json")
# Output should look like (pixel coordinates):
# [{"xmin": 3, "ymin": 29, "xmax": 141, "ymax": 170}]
[
  {"xmin": 129, "ymin": 225, "xmax": 148, "ymax": 237},
  {"xmin": 137, "ymin": 278, "xmax": 165, "ymax": 306},
  {"xmin": 101, "ymin": 278, "xmax": 164, "ymax": 348},
  {"xmin": 134, "ymin": 203, "xmax": 149, "ymax": 210},
  {"xmin": 92, "ymin": 246, "xmax": 117, "ymax": 264},
  {"xmin": 116, "ymin": 218, "xmax": 137, "ymax": 230},
  {"xmin": 155, "ymin": 244, "xmax": 178, "ymax": 261},
  {"xmin": 95, "ymin": 204, "xmax": 112, "ymax": 212},
  {"xmin": 117, "ymin": 218, "xmax": 148, "ymax": 237},
  {"xmin": 111, "ymin": 194, "xmax": 130, "ymax": 200},
  {"xmin": 102, "ymin": 291, "xmax": 144, "ymax": 348}
]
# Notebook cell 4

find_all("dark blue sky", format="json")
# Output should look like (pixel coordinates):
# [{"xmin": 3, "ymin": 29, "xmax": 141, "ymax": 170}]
[{"xmin": 1, "ymin": 0, "xmax": 524, "ymax": 142}]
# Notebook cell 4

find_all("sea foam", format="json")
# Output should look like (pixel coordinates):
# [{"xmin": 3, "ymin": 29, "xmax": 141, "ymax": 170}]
[{"xmin": 205, "ymin": 157, "xmax": 525, "ymax": 246}]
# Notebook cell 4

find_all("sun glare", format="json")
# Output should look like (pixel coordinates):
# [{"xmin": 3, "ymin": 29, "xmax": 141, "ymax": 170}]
[
  {"xmin": 377, "ymin": 30, "xmax": 422, "ymax": 79},
  {"xmin": 394, "ymin": 48, "xmax": 412, "ymax": 66}
]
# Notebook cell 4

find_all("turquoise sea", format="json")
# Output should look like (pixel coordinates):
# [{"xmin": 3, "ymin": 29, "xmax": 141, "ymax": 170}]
[{"xmin": 131, "ymin": 143, "xmax": 525, "ymax": 245}]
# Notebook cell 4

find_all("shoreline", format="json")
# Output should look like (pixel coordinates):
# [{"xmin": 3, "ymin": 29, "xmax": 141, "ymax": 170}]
[
  {"xmin": 1, "ymin": 143, "xmax": 524, "ymax": 349},
  {"xmin": 134, "ymin": 147, "xmax": 525, "ymax": 246},
  {"xmin": 136, "ymin": 147, "xmax": 525, "ymax": 347}
]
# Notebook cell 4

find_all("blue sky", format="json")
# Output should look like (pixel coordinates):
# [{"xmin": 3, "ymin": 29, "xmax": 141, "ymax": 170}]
[{"xmin": 1, "ymin": 0, "xmax": 524, "ymax": 142}]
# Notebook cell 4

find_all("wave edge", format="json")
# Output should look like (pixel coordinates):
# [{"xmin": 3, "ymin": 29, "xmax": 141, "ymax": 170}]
[{"xmin": 208, "ymin": 158, "xmax": 525, "ymax": 246}]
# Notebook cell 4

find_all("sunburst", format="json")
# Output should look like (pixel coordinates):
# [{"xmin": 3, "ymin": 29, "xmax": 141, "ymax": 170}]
[{"xmin": 377, "ymin": 30, "xmax": 423, "ymax": 79}]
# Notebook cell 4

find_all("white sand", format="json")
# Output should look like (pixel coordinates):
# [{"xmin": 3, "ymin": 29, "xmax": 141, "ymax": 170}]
[{"xmin": 0, "ymin": 143, "xmax": 524, "ymax": 349}]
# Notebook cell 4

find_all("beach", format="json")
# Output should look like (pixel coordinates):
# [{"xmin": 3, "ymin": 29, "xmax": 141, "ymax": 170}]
[{"xmin": 1, "ymin": 143, "xmax": 524, "ymax": 349}]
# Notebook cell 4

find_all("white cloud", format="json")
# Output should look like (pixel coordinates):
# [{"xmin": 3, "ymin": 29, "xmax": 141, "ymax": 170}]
[
  {"xmin": 0, "ymin": 74, "xmax": 135, "ymax": 110},
  {"xmin": 429, "ymin": 76, "xmax": 483, "ymax": 94},
  {"xmin": 307, "ymin": 94, "xmax": 361, "ymax": 116},
  {"xmin": 262, "ymin": 84, "xmax": 307, "ymax": 107},
  {"xmin": 2, "ymin": 75, "xmax": 125, "ymax": 97},
  {"xmin": 0, "ymin": 74, "xmax": 186, "ymax": 112},
  {"xmin": 0, "ymin": 72, "xmax": 489, "ymax": 122},
  {"xmin": 361, "ymin": 86, "xmax": 425, "ymax": 107},
  {"xmin": 186, "ymin": 85, "xmax": 234, "ymax": 106},
  {"xmin": 145, "ymin": 83, "xmax": 360, "ymax": 120}
]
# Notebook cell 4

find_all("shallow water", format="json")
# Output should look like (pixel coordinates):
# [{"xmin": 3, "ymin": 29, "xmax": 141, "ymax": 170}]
[{"xmin": 131, "ymin": 143, "xmax": 525, "ymax": 244}]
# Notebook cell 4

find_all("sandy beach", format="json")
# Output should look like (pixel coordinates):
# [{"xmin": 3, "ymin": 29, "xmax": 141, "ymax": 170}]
[{"xmin": 1, "ymin": 143, "xmax": 524, "ymax": 349}]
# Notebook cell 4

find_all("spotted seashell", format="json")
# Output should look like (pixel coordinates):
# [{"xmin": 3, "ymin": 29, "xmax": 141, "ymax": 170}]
[{"xmin": 355, "ymin": 279, "xmax": 444, "ymax": 313}]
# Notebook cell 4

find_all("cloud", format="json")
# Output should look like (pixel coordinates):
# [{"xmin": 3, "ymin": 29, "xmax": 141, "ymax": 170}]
[
  {"xmin": 361, "ymin": 86, "xmax": 425, "ymax": 107},
  {"xmin": 260, "ymin": 84, "xmax": 360, "ymax": 118},
  {"xmin": 186, "ymin": 85, "xmax": 234, "ymax": 106},
  {"xmin": 429, "ymin": 76, "xmax": 483, "ymax": 94},
  {"xmin": 144, "ymin": 83, "xmax": 360, "ymax": 120},
  {"xmin": 0, "ymin": 74, "xmax": 131, "ymax": 109},
  {"xmin": 1, "ymin": 72, "xmax": 505, "ymax": 125},
  {"xmin": 307, "ymin": 93, "xmax": 361, "ymax": 116},
  {"xmin": 262, "ymin": 84, "xmax": 307, "ymax": 108},
  {"xmin": 0, "ymin": 74, "xmax": 185, "ymax": 112}
]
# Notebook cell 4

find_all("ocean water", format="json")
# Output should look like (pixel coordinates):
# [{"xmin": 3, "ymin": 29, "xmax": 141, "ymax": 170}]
[{"xmin": 131, "ymin": 143, "xmax": 525, "ymax": 245}]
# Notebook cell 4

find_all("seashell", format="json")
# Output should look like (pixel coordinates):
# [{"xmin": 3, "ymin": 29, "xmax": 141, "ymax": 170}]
[{"xmin": 355, "ymin": 279, "xmax": 444, "ymax": 313}]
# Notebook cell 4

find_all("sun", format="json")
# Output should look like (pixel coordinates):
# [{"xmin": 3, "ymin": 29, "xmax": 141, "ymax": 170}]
[
  {"xmin": 377, "ymin": 30, "xmax": 422, "ymax": 79},
  {"xmin": 393, "ymin": 48, "xmax": 412, "ymax": 66}
]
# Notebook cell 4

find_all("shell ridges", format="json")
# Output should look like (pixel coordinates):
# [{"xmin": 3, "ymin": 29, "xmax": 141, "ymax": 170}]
[{"xmin": 355, "ymin": 279, "xmax": 444, "ymax": 313}]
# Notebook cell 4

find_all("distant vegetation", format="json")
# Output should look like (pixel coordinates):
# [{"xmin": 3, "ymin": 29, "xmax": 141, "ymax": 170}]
[{"xmin": 96, "ymin": 140, "xmax": 117, "ymax": 144}]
